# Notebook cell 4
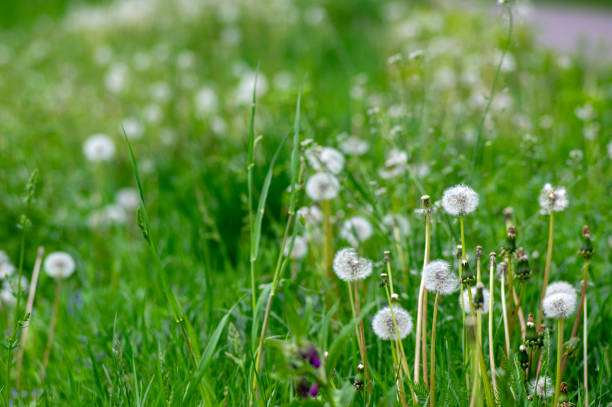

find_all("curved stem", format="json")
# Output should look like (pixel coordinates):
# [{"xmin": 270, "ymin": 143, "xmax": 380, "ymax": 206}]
[
  {"xmin": 500, "ymin": 273, "xmax": 510, "ymax": 356},
  {"xmin": 488, "ymin": 259, "xmax": 498, "ymax": 396},
  {"xmin": 561, "ymin": 260, "xmax": 589, "ymax": 377},
  {"xmin": 584, "ymin": 294, "xmax": 589, "ymax": 406},
  {"xmin": 415, "ymin": 208, "xmax": 431, "ymax": 383},
  {"xmin": 353, "ymin": 282, "xmax": 371, "ymax": 394}
]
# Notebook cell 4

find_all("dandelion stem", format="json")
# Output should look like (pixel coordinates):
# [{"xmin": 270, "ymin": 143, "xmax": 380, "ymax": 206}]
[
  {"xmin": 16, "ymin": 246, "xmax": 44, "ymax": 390},
  {"xmin": 537, "ymin": 212, "xmax": 554, "ymax": 329},
  {"xmin": 415, "ymin": 200, "xmax": 431, "ymax": 384},
  {"xmin": 500, "ymin": 272, "xmax": 510, "ymax": 356},
  {"xmin": 583, "ymin": 291, "xmax": 589, "ymax": 406},
  {"xmin": 553, "ymin": 318, "xmax": 564, "ymax": 407},
  {"xmin": 40, "ymin": 278, "xmax": 61, "ymax": 382},
  {"xmin": 561, "ymin": 259, "xmax": 589, "ymax": 378},
  {"xmin": 352, "ymin": 281, "xmax": 371, "ymax": 393},
  {"xmin": 487, "ymin": 257, "xmax": 498, "ymax": 396},
  {"xmin": 429, "ymin": 292, "xmax": 440, "ymax": 407}
]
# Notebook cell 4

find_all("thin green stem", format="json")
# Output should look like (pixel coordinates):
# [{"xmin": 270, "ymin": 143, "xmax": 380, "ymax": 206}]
[
  {"xmin": 583, "ymin": 293, "xmax": 589, "ymax": 406},
  {"xmin": 429, "ymin": 293, "xmax": 440, "ymax": 407},
  {"xmin": 537, "ymin": 213, "xmax": 554, "ymax": 329},
  {"xmin": 415, "ymin": 206, "xmax": 430, "ymax": 383},
  {"xmin": 488, "ymin": 259, "xmax": 498, "ymax": 396},
  {"xmin": 553, "ymin": 318, "xmax": 564, "ymax": 407},
  {"xmin": 500, "ymin": 273, "xmax": 510, "ymax": 356}
]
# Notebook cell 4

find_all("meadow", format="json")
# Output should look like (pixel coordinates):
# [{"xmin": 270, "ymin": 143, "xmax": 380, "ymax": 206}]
[{"xmin": 0, "ymin": 0, "xmax": 611, "ymax": 405}]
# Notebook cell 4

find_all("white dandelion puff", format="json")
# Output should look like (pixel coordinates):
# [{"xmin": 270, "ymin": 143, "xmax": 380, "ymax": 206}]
[
  {"xmin": 44, "ymin": 252, "xmax": 76, "ymax": 279},
  {"xmin": 285, "ymin": 236, "xmax": 308, "ymax": 260},
  {"xmin": 543, "ymin": 291, "xmax": 577, "ymax": 320},
  {"xmin": 121, "ymin": 117, "xmax": 144, "ymax": 139},
  {"xmin": 372, "ymin": 306, "xmax": 413, "ymax": 340},
  {"xmin": 340, "ymin": 216, "xmax": 373, "ymax": 246},
  {"xmin": 195, "ymin": 86, "xmax": 218, "ymax": 114},
  {"xmin": 460, "ymin": 286, "xmax": 490, "ymax": 314},
  {"xmin": 422, "ymin": 260, "xmax": 459, "ymax": 295},
  {"xmin": 382, "ymin": 213, "xmax": 410, "ymax": 236},
  {"xmin": 332, "ymin": 248, "xmax": 372, "ymax": 282},
  {"xmin": 528, "ymin": 376, "xmax": 554, "ymax": 399},
  {"xmin": 305, "ymin": 146, "xmax": 345, "ymax": 174},
  {"xmin": 83, "ymin": 134, "xmax": 115, "ymax": 162},
  {"xmin": 544, "ymin": 281, "xmax": 575, "ymax": 298},
  {"xmin": 297, "ymin": 206, "xmax": 323, "ymax": 226},
  {"xmin": 339, "ymin": 135, "xmax": 369, "ymax": 156},
  {"xmin": 306, "ymin": 172, "xmax": 340, "ymax": 201},
  {"xmin": 0, "ymin": 251, "xmax": 15, "ymax": 279},
  {"xmin": 379, "ymin": 149, "xmax": 408, "ymax": 179},
  {"xmin": 538, "ymin": 183, "xmax": 568, "ymax": 214},
  {"xmin": 115, "ymin": 188, "xmax": 140, "ymax": 211},
  {"xmin": 441, "ymin": 184, "xmax": 479, "ymax": 216}
]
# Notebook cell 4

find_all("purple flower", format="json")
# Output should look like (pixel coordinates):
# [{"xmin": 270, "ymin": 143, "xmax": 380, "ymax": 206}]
[
  {"xmin": 309, "ymin": 382, "xmax": 319, "ymax": 397},
  {"xmin": 300, "ymin": 343, "xmax": 321, "ymax": 368}
]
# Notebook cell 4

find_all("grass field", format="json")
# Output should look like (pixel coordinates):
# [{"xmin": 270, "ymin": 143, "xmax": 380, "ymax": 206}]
[{"xmin": 0, "ymin": 0, "xmax": 611, "ymax": 405}]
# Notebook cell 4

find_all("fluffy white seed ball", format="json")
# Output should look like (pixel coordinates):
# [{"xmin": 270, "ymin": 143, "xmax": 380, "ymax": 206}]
[
  {"xmin": 332, "ymin": 248, "xmax": 372, "ymax": 282},
  {"xmin": 285, "ymin": 236, "xmax": 308, "ymax": 260},
  {"xmin": 83, "ymin": 134, "xmax": 115, "ymax": 162},
  {"xmin": 0, "ymin": 251, "xmax": 15, "ymax": 279},
  {"xmin": 297, "ymin": 206, "xmax": 323, "ymax": 226},
  {"xmin": 339, "ymin": 135, "xmax": 369, "ymax": 156},
  {"xmin": 545, "ymin": 281, "xmax": 575, "ymax": 298},
  {"xmin": 372, "ymin": 306, "xmax": 413, "ymax": 340},
  {"xmin": 460, "ymin": 287, "xmax": 490, "ymax": 314},
  {"xmin": 422, "ymin": 260, "xmax": 459, "ymax": 295},
  {"xmin": 305, "ymin": 146, "xmax": 345, "ymax": 174},
  {"xmin": 44, "ymin": 252, "xmax": 75, "ymax": 279},
  {"xmin": 543, "ymin": 289, "xmax": 577, "ymax": 320},
  {"xmin": 115, "ymin": 188, "xmax": 140, "ymax": 211},
  {"xmin": 538, "ymin": 183, "xmax": 568, "ymax": 213},
  {"xmin": 441, "ymin": 184, "xmax": 479, "ymax": 216},
  {"xmin": 340, "ymin": 216, "xmax": 373, "ymax": 247},
  {"xmin": 306, "ymin": 172, "xmax": 340, "ymax": 201}
]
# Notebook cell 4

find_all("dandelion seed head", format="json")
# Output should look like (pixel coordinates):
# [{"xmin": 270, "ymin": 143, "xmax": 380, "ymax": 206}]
[
  {"xmin": 460, "ymin": 286, "xmax": 490, "ymax": 314},
  {"xmin": 297, "ymin": 206, "xmax": 323, "ymax": 226},
  {"xmin": 538, "ymin": 183, "xmax": 568, "ymax": 213},
  {"xmin": 115, "ymin": 188, "xmax": 140, "ymax": 211},
  {"xmin": 332, "ymin": 248, "xmax": 372, "ymax": 282},
  {"xmin": 382, "ymin": 213, "xmax": 410, "ymax": 236},
  {"xmin": 44, "ymin": 252, "xmax": 75, "ymax": 279},
  {"xmin": 372, "ymin": 306, "xmax": 413, "ymax": 340},
  {"xmin": 121, "ymin": 117, "xmax": 144, "ymax": 139},
  {"xmin": 306, "ymin": 172, "xmax": 340, "ymax": 201},
  {"xmin": 340, "ymin": 216, "xmax": 373, "ymax": 246},
  {"xmin": 422, "ymin": 260, "xmax": 459, "ymax": 295},
  {"xmin": 285, "ymin": 236, "xmax": 308, "ymax": 260},
  {"xmin": 441, "ymin": 184, "xmax": 479, "ymax": 216},
  {"xmin": 338, "ymin": 135, "xmax": 369, "ymax": 156},
  {"xmin": 305, "ymin": 146, "xmax": 345, "ymax": 174},
  {"xmin": 543, "ymin": 291, "xmax": 577, "ymax": 319},
  {"xmin": 0, "ymin": 251, "xmax": 15, "ymax": 279},
  {"xmin": 545, "ymin": 281, "xmax": 575, "ymax": 298},
  {"xmin": 529, "ymin": 376, "xmax": 553, "ymax": 399},
  {"xmin": 378, "ymin": 149, "xmax": 408, "ymax": 179},
  {"xmin": 83, "ymin": 134, "xmax": 115, "ymax": 162}
]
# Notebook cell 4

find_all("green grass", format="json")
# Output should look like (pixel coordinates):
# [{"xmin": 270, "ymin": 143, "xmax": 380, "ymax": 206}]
[{"xmin": 0, "ymin": 0, "xmax": 611, "ymax": 406}]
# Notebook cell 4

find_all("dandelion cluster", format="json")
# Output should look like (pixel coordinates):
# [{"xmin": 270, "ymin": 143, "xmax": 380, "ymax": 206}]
[
  {"xmin": 372, "ymin": 306, "xmax": 413, "ymax": 340},
  {"xmin": 332, "ymin": 248, "xmax": 372, "ymax": 282}
]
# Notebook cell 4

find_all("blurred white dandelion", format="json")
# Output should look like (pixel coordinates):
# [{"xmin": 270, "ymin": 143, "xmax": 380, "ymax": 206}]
[
  {"xmin": 379, "ymin": 149, "xmax": 408, "ymax": 179},
  {"xmin": 528, "ymin": 376, "xmax": 554, "ymax": 399},
  {"xmin": 83, "ymin": 134, "xmax": 115, "ymax": 162},
  {"xmin": 115, "ymin": 188, "xmax": 140, "ymax": 211},
  {"xmin": 441, "ymin": 184, "xmax": 479, "ymax": 216},
  {"xmin": 339, "ymin": 135, "xmax": 369, "ymax": 156},
  {"xmin": 332, "ymin": 248, "xmax": 372, "ymax": 281},
  {"xmin": 305, "ymin": 146, "xmax": 345, "ymax": 174},
  {"xmin": 195, "ymin": 86, "xmax": 218, "ymax": 114},
  {"xmin": 372, "ymin": 306, "xmax": 413, "ymax": 340},
  {"xmin": 284, "ymin": 236, "xmax": 308, "ymax": 260},
  {"xmin": 545, "ymin": 281, "xmax": 575, "ymax": 298},
  {"xmin": 0, "ymin": 251, "xmax": 15, "ymax": 279},
  {"xmin": 121, "ymin": 117, "xmax": 144, "ymax": 139},
  {"xmin": 460, "ymin": 286, "xmax": 490, "ymax": 314},
  {"xmin": 306, "ymin": 173, "xmax": 340, "ymax": 201},
  {"xmin": 297, "ymin": 206, "xmax": 323, "ymax": 226},
  {"xmin": 538, "ymin": 183, "xmax": 568, "ymax": 214},
  {"xmin": 44, "ymin": 252, "xmax": 75, "ymax": 279},
  {"xmin": 340, "ymin": 216, "xmax": 373, "ymax": 246},
  {"xmin": 422, "ymin": 260, "xmax": 459, "ymax": 295},
  {"xmin": 382, "ymin": 213, "xmax": 410, "ymax": 236}
]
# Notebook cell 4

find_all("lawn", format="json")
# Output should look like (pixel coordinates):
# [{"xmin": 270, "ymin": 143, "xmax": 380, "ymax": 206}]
[{"xmin": 0, "ymin": 0, "xmax": 611, "ymax": 406}]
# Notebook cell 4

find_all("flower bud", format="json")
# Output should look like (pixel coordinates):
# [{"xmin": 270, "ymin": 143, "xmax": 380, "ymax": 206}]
[{"xmin": 461, "ymin": 260, "xmax": 475, "ymax": 286}]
